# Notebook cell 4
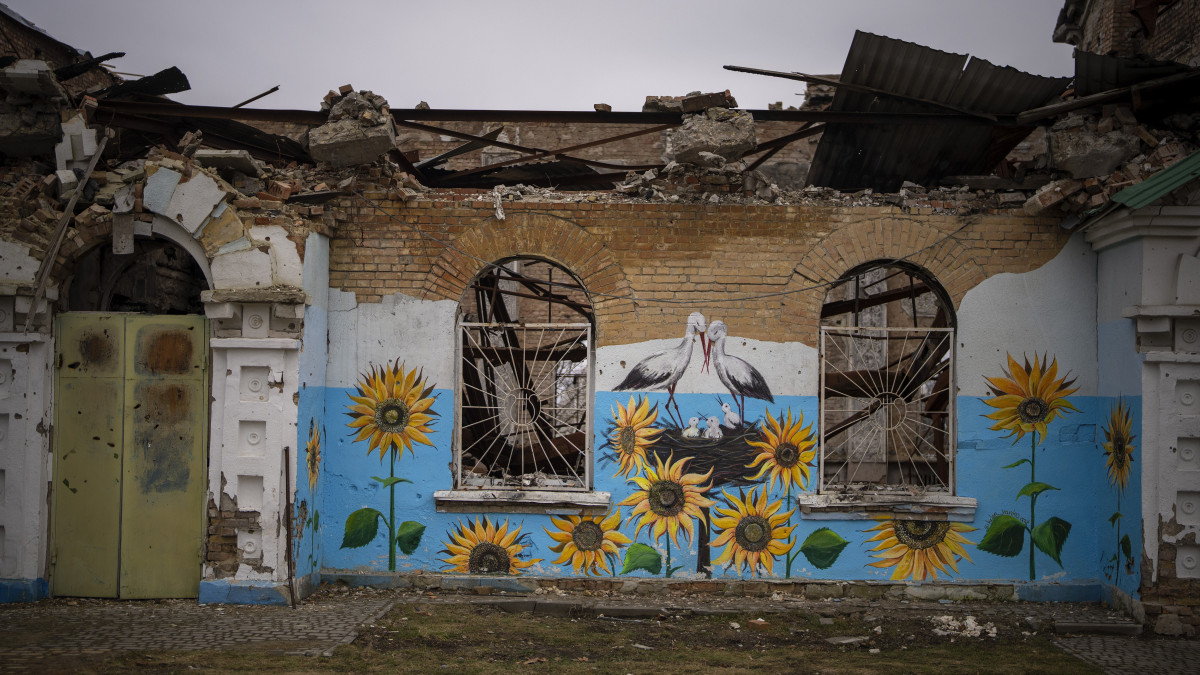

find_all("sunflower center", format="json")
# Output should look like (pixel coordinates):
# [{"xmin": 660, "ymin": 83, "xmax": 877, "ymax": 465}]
[
  {"xmin": 892, "ymin": 520, "xmax": 951, "ymax": 550},
  {"xmin": 1017, "ymin": 397, "xmax": 1049, "ymax": 424},
  {"xmin": 617, "ymin": 427, "xmax": 638, "ymax": 455},
  {"xmin": 775, "ymin": 443, "xmax": 800, "ymax": 468},
  {"xmin": 649, "ymin": 480, "xmax": 685, "ymax": 516},
  {"xmin": 376, "ymin": 399, "xmax": 411, "ymax": 432},
  {"xmin": 734, "ymin": 515, "xmax": 771, "ymax": 552},
  {"xmin": 468, "ymin": 542, "xmax": 510, "ymax": 574},
  {"xmin": 572, "ymin": 521, "xmax": 604, "ymax": 552}
]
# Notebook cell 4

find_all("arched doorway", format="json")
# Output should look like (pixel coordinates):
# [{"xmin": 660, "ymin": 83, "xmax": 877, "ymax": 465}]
[{"xmin": 52, "ymin": 236, "xmax": 210, "ymax": 598}]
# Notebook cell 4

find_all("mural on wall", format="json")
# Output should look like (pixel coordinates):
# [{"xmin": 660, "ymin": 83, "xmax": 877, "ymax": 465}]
[
  {"xmin": 863, "ymin": 519, "xmax": 976, "ymax": 581},
  {"xmin": 340, "ymin": 361, "xmax": 438, "ymax": 571},
  {"xmin": 441, "ymin": 517, "xmax": 540, "ymax": 574},
  {"xmin": 604, "ymin": 314, "xmax": 851, "ymax": 579},
  {"xmin": 1101, "ymin": 399, "xmax": 1136, "ymax": 584},
  {"xmin": 302, "ymin": 419, "xmax": 322, "ymax": 572},
  {"xmin": 544, "ymin": 511, "xmax": 631, "ymax": 576},
  {"xmin": 978, "ymin": 353, "xmax": 1078, "ymax": 580}
]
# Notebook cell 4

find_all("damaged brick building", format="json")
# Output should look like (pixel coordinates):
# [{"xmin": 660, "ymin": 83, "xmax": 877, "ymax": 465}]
[{"xmin": 1, "ymin": 0, "xmax": 1199, "ymax": 637}]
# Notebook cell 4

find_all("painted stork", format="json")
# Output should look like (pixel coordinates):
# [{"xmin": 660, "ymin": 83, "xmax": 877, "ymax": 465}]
[
  {"xmin": 613, "ymin": 311, "xmax": 707, "ymax": 426},
  {"xmin": 704, "ymin": 320, "xmax": 774, "ymax": 421}
]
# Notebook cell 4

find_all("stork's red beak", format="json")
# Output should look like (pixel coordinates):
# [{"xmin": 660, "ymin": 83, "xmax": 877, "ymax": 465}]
[{"xmin": 700, "ymin": 332, "xmax": 710, "ymax": 373}]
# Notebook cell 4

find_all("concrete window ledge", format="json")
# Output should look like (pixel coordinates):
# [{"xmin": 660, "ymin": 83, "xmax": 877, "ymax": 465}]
[
  {"xmin": 434, "ymin": 489, "xmax": 611, "ymax": 516},
  {"xmin": 795, "ymin": 493, "xmax": 976, "ymax": 521}
]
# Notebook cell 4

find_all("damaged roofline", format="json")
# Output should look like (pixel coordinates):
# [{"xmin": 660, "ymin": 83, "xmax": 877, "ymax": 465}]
[{"xmin": 93, "ymin": 99, "xmax": 1017, "ymax": 127}]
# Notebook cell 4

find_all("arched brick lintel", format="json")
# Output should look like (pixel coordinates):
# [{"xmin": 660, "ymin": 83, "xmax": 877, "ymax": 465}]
[
  {"xmin": 781, "ymin": 217, "xmax": 986, "ymax": 343},
  {"xmin": 420, "ymin": 212, "xmax": 635, "ymax": 345},
  {"xmin": 50, "ymin": 214, "xmax": 215, "ymax": 290}
]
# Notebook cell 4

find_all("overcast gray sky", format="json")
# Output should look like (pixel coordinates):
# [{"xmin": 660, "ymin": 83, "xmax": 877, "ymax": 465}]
[{"xmin": 11, "ymin": 1, "xmax": 1074, "ymax": 111}]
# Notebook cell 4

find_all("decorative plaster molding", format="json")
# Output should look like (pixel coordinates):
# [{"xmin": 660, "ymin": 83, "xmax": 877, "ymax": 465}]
[{"xmin": 1085, "ymin": 205, "xmax": 1200, "ymax": 251}]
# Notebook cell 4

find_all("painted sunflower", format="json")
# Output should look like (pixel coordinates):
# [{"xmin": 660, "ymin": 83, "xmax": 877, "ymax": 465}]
[
  {"xmin": 710, "ymin": 486, "xmax": 795, "ymax": 577},
  {"xmin": 1102, "ymin": 399, "xmax": 1136, "ymax": 495},
  {"xmin": 865, "ymin": 519, "xmax": 976, "ymax": 582},
  {"xmin": 746, "ymin": 408, "xmax": 817, "ymax": 492},
  {"xmin": 441, "ymin": 517, "xmax": 541, "ymax": 575},
  {"xmin": 545, "ymin": 511, "xmax": 632, "ymax": 575},
  {"xmin": 346, "ymin": 361, "xmax": 437, "ymax": 461},
  {"xmin": 305, "ymin": 421, "xmax": 321, "ymax": 490},
  {"xmin": 619, "ymin": 453, "xmax": 714, "ymax": 548},
  {"xmin": 610, "ymin": 395, "xmax": 663, "ymax": 478},
  {"xmin": 983, "ymin": 353, "xmax": 1078, "ymax": 445}
]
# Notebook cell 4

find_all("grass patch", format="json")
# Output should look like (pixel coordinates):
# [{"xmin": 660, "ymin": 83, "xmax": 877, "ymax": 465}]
[{"xmin": 82, "ymin": 601, "xmax": 1100, "ymax": 674}]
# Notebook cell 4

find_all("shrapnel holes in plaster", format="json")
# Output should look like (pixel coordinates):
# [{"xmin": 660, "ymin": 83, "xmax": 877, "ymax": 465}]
[
  {"xmin": 1178, "ymin": 491, "xmax": 1200, "ymax": 526},
  {"xmin": 238, "ymin": 475, "xmax": 264, "ymax": 512},
  {"xmin": 0, "ymin": 359, "xmax": 11, "ymax": 394},
  {"xmin": 1180, "ymin": 437, "xmax": 1200, "ymax": 471},
  {"xmin": 238, "ymin": 420, "xmax": 267, "ymax": 458},
  {"xmin": 240, "ymin": 366, "xmax": 271, "ymax": 402},
  {"xmin": 1178, "ymin": 545, "xmax": 1200, "ymax": 579},
  {"xmin": 1178, "ymin": 380, "xmax": 1200, "ymax": 408}
]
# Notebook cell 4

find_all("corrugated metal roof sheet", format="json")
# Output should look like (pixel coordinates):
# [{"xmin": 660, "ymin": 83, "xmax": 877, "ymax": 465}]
[
  {"xmin": 1073, "ymin": 50, "xmax": 1190, "ymax": 97},
  {"xmin": 807, "ymin": 31, "xmax": 1070, "ymax": 192},
  {"xmin": 1112, "ymin": 150, "xmax": 1200, "ymax": 209}
]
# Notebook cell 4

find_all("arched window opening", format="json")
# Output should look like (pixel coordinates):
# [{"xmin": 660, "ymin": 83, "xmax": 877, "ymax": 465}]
[
  {"xmin": 819, "ymin": 261, "xmax": 956, "ymax": 494},
  {"xmin": 65, "ymin": 238, "xmax": 208, "ymax": 314},
  {"xmin": 456, "ymin": 257, "xmax": 594, "ymax": 491}
]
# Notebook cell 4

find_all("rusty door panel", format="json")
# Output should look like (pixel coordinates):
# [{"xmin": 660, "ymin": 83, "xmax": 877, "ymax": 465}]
[
  {"xmin": 52, "ymin": 314, "xmax": 125, "ymax": 598},
  {"xmin": 119, "ymin": 316, "xmax": 207, "ymax": 599},
  {"xmin": 53, "ymin": 313, "xmax": 208, "ymax": 600}
]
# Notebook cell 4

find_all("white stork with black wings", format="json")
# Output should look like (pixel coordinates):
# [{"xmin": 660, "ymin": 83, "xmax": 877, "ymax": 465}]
[
  {"xmin": 705, "ymin": 320, "xmax": 774, "ymax": 422},
  {"xmin": 613, "ymin": 311, "xmax": 707, "ymax": 426}
]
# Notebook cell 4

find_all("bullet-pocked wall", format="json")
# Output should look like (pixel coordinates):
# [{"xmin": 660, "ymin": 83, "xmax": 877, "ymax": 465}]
[{"xmin": 307, "ymin": 193, "xmax": 1137, "ymax": 590}]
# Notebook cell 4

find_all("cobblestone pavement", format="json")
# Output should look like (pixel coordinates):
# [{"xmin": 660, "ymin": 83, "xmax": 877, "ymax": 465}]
[
  {"xmin": 1055, "ymin": 636, "xmax": 1200, "ymax": 675},
  {"xmin": 0, "ymin": 594, "xmax": 393, "ymax": 672},
  {"xmin": 0, "ymin": 584, "xmax": 1196, "ymax": 673}
]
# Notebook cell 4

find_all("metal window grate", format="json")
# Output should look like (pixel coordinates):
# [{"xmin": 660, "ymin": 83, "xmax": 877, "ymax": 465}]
[
  {"xmin": 457, "ymin": 321, "xmax": 592, "ymax": 490},
  {"xmin": 819, "ymin": 326, "xmax": 955, "ymax": 494}
]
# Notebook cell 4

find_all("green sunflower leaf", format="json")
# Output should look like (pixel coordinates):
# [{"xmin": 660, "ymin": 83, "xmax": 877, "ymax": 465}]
[
  {"xmin": 620, "ymin": 543, "xmax": 662, "ymax": 575},
  {"xmin": 313, "ymin": 511, "xmax": 320, "ymax": 529},
  {"xmin": 341, "ymin": 507, "xmax": 385, "ymax": 549},
  {"xmin": 394, "ymin": 520, "xmax": 426, "ymax": 555},
  {"xmin": 799, "ymin": 528, "xmax": 849, "ymax": 570},
  {"xmin": 1016, "ymin": 482, "xmax": 1060, "ymax": 500},
  {"xmin": 371, "ymin": 476, "xmax": 413, "ymax": 488},
  {"xmin": 1120, "ymin": 534, "xmax": 1132, "ymax": 560},
  {"xmin": 1031, "ymin": 516, "xmax": 1072, "ymax": 567},
  {"xmin": 1001, "ymin": 459, "xmax": 1031, "ymax": 469},
  {"xmin": 978, "ymin": 515, "xmax": 1026, "ymax": 557},
  {"xmin": 1109, "ymin": 512, "xmax": 1123, "ymax": 525}
]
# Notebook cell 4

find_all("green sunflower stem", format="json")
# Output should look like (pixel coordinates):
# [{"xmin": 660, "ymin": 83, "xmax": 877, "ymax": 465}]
[
  {"xmin": 1029, "ymin": 434, "xmax": 1037, "ymax": 581},
  {"xmin": 665, "ymin": 537, "xmax": 672, "ymax": 578},
  {"xmin": 1115, "ymin": 493, "xmax": 1122, "ymax": 586},
  {"xmin": 388, "ymin": 451, "xmax": 397, "ymax": 572},
  {"xmin": 784, "ymin": 484, "xmax": 794, "ymax": 579}
]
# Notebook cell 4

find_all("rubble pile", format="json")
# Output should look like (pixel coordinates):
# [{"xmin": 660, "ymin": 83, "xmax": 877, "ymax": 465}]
[
  {"xmin": 0, "ymin": 60, "xmax": 68, "ymax": 157},
  {"xmin": 1015, "ymin": 105, "xmax": 1199, "ymax": 216},
  {"xmin": 309, "ymin": 85, "xmax": 397, "ymax": 168}
]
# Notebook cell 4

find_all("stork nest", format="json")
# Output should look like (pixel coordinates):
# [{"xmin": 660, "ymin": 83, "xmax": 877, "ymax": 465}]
[{"xmin": 603, "ymin": 421, "xmax": 764, "ymax": 489}]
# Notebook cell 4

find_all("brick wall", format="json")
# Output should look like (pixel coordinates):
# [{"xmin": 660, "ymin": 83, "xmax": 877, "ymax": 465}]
[
  {"xmin": 1071, "ymin": 0, "xmax": 1200, "ymax": 64},
  {"xmin": 327, "ymin": 191, "xmax": 1069, "ymax": 347},
  {"xmin": 0, "ymin": 13, "xmax": 121, "ymax": 96}
]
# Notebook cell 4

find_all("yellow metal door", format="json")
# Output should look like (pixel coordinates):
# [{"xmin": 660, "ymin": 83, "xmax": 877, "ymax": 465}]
[
  {"xmin": 119, "ymin": 316, "xmax": 208, "ymax": 598},
  {"xmin": 52, "ymin": 314, "xmax": 125, "ymax": 597},
  {"xmin": 53, "ymin": 313, "xmax": 208, "ymax": 599}
]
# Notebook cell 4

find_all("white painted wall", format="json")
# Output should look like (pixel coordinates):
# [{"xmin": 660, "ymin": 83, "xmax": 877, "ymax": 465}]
[
  {"xmin": 325, "ymin": 289, "xmax": 458, "ymax": 389},
  {"xmin": 957, "ymin": 233, "xmax": 1099, "ymax": 397},
  {"xmin": 0, "ymin": 334, "xmax": 52, "ymax": 583}
]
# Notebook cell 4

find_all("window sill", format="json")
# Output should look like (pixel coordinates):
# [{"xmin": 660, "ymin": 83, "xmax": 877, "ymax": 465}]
[
  {"xmin": 434, "ymin": 489, "xmax": 611, "ymax": 516},
  {"xmin": 795, "ymin": 493, "xmax": 976, "ymax": 522}
]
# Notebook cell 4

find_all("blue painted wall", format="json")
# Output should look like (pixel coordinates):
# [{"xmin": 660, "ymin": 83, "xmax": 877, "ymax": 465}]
[{"xmin": 309, "ymin": 383, "xmax": 1141, "ymax": 592}]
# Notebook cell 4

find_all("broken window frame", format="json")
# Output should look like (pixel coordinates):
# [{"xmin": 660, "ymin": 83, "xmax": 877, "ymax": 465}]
[
  {"xmin": 451, "ymin": 257, "xmax": 596, "ymax": 493},
  {"xmin": 816, "ymin": 261, "xmax": 959, "ymax": 499}
]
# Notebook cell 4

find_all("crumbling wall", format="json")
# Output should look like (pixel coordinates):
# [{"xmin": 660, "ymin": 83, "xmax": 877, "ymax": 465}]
[
  {"xmin": 0, "ymin": 11, "xmax": 121, "ymax": 97},
  {"xmin": 322, "ymin": 181, "xmax": 1069, "ymax": 346}
]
